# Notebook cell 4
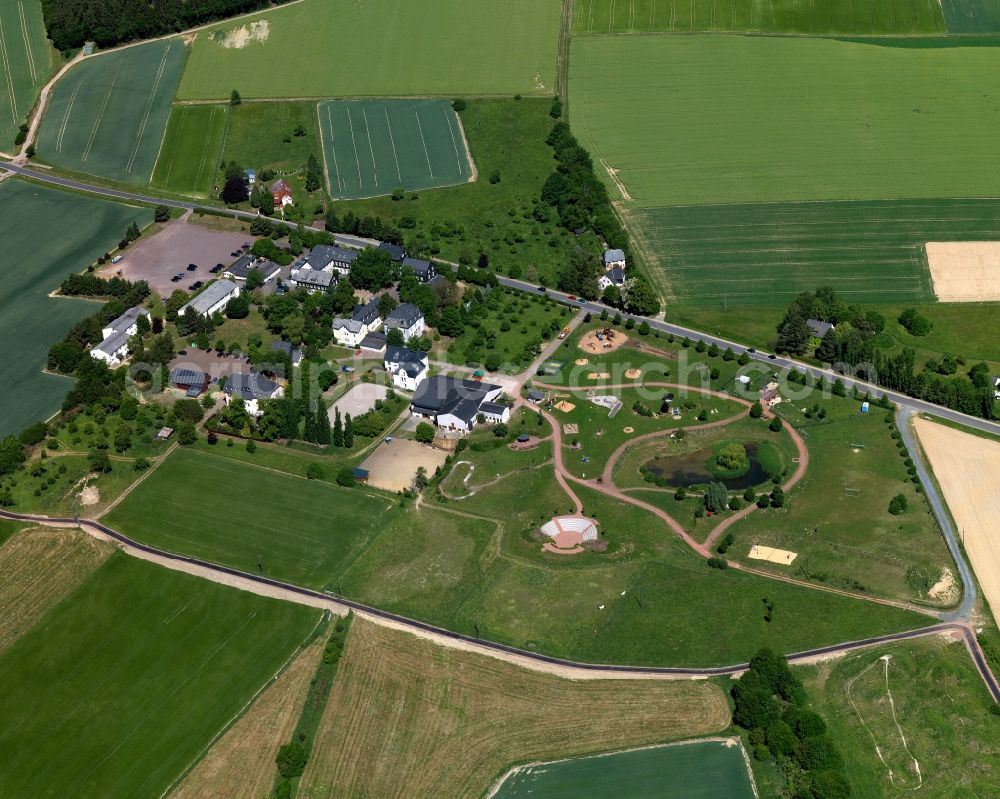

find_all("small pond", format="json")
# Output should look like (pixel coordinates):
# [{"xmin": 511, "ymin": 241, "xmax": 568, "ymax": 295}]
[{"xmin": 644, "ymin": 443, "xmax": 776, "ymax": 490}]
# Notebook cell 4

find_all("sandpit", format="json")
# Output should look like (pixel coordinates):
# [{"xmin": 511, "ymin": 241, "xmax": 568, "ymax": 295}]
[
  {"xmin": 563, "ymin": 423, "xmax": 578, "ymax": 435},
  {"xmin": 925, "ymin": 241, "xmax": 1000, "ymax": 302},
  {"xmin": 579, "ymin": 328, "xmax": 629, "ymax": 355},
  {"xmin": 748, "ymin": 545, "xmax": 798, "ymax": 565},
  {"xmin": 623, "ymin": 426, "xmax": 634, "ymax": 434},
  {"xmin": 625, "ymin": 368, "xmax": 642, "ymax": 379},
  {"xmin": 79, "ymin": 485, "xmax": 100, "ymax": 506},
  {"xmin": 912, "ymin": 417, "xmax": 1000, "ymax": 619},
  {"xmin": 587, "ymin": 372, "xmax": 611, "ymax": 380},
  {"xmin": 575, "ymin": 358, "xmax": 589, "ymax": 366},
  {"xmin": 555, "ymin": 401, "xmax": 576, "ymax": 413}
]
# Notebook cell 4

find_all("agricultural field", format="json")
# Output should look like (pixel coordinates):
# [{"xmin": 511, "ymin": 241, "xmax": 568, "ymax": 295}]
[
  {"xmin": 803, "ymin": 637, "xmax": 1000, "ymax": 797},
  {"xmin": 727, "ymin": 398, "xmax": 957, "ymax": 604},
  {"xmin": 0, "ymin": 551, "xmax": 320, "ymax": 798},
  {"xmin": 149, "ymin": 103, "xmax": 228, "ymax": 197},
  {"xmin": 0, "ymin": 179, "xmax": 152, "ymax": 439},
  {"xmin": 36, "ymin": 39, "xmax": 186, "ymax": 183},
  {"xmin": 333, "ymin": 99, "xmax": 597, "ymax": 286},
  {"xmin": 941, "ymin": 0, "xmax": 1000, "ymax": 31},
  {"xmin": 104, "ymin": 447, "xmax": 394, "ymax": 589},
  {"xmin": 177, "ymin": 0, "xmax": 561, "ymax": 100},
  {"xmin": 0, "ymin": 0, "xmax": 54, "ymax": 148},
  {"xmin": 572, "ymin": 0, "xmax": 946, "ymax": 33},
  {"xmin": 318, "ymin": 99, "xmax": 473, "ymax": 200},
  {"xmin": 493, "ymin": 740, "xmax": 756, "ymax": 799},
  {"xmin": 570, "ymin": 35, "xmax": 1000, "ymax": 207},
  {"xmin": 296, "ymin": 618, "xmax": 731, "ymax": 797},
  {"xmin": 221, "ymin": 100, "xmax": 320, "ymax": 176}
]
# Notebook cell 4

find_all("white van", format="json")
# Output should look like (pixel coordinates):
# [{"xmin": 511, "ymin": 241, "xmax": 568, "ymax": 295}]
[{"xmin": 110, "ymin": 255, "xmax": 124, "ymax": 265}]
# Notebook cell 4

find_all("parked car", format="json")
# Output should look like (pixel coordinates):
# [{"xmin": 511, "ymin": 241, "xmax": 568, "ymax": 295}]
[
  {"xmin": 747, "ymin": 348, "xmax": 756, "ymax": 354},
  {"xmin": 538, "ymin": 286, "xmax": 547, "ymax": 293},
  {"xmin": 210, "ymin": 263, "xmax": 224, "ymax": 273},
  {"xmin": 186, "ymin": 264, "xmax": 197, "ymax": 272},
  {"xmin": 170, "ymin": 276, "xmax": 182, "ymax": 283},
  {"xmin": 242, "ymin": 242, "xmax": 251, "ymax": 249},
  {"xmin": 110, "ymin": 255, "xmax": 123, "ymax": 265},
  {"xmin": 230, "ymin": 250, "xmax": 240, "ymax": 257}
]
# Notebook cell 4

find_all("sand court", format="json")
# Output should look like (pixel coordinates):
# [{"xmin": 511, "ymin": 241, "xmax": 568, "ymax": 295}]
[
  {"xmin": 925, "ymin": 241, "xmax": 1000, "ymax": 301},
  {"xmin": 748, "ymin": 545, "xmax": 798, "ymax": 565}
]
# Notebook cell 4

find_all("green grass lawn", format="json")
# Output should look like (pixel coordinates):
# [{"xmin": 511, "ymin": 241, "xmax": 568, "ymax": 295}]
[
  {"xmin": 437, "ymin": 288, "xmax": 572, "ymax": 369},
  {"xmin": 572, "ymin": 0, "xmax": 945, "ymax": 33},
  {"xmin": 36, "ymin": 39, "xmax": 187, "ymax": 183},
  {"xmin": 313, "ymin": 99, "xmax": 599, "ymax": 286},
  {"xmin": 318, "ymin": 99, "xmax": 473, "ymax": 199},
  {"xmin": 221, "ymin": 100, "xmax": 321, "ymax": 175},
  {"xmin": 0, "ymin": 552, "xmax": 319, "ymax": 798},
  {"xmin": 177, "ymin": 0, "xmax": 561, "ymax": 100},
  {"xmin": 150, "ymin": 103, "xmax": 228, "ymax": 197},
  {"xmin": 727, "ymin": 397, "xmax": 956, "ymax": 604},
  {"xmin": 941, "ymin": 0, "xmax": 1000, "ymax": 30},
  {"xmin": 104, "ymin": 447, "xmax": 394, "ymax": 589},
  {"xmin": 493, "ymin": 740, "xmax": 757, "ymax": 799},
  {"xmin": 0, "ymin": 0, "xmax": 56, "ymax": 148},
  {"xmin": 802, "ymin": 637, "xmax": 1000, "ymax": 797},
  {"xmin": 571, "ymin": 35, "xmax": 1000, "ymax": 207},
  {"xmin": 0, "ymin": 180, "xmax": 152, "ymax": 439}
]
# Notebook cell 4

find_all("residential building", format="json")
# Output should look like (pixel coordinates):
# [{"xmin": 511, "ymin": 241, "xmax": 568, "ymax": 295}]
[
  {"xmin": 271, "ymin": 340, "xmax": 303, "ymax": 366},
  {"xmin": 169, "ymin": 368, "xmax": 210, "ymax": 397},
  {"xmin": 225, "ymin": 256, "xmax": 280, "ymax": 284},
  {"xmin": 360, "ymin": 331, "xmax": 387, "ymax": 353},
  {"xmin": 101, "ymin": 306, "xmax": 150, "ymax": 340},
  {"xmin": 410, "ymin": 375, "xmax": 503, "ymax": 433},
  {"xmin": 178, "ymin": 280, "xmax": 240, "ymax": 318},
  {"xmin": 597, "ymin": 266, "xmax": 626, "ymax": 292},
  {"xmin": 224, "ymin": 371, "xmax": 283, "ymax": 416},
  {"xmin": 806, "ymin": 319, "xmax": 835, "ymax": 338},
  {"xmin": 402, "ymin": 257, "xmax": 437, "ymax": 283},
  {"xmin": 526, "ymin": 389, "xmax": 546, "ymax": 404},
  {"xmin": 385, "ymin": 302, "xmax": 425, "ymax": 340},
  {"xmin": 90, "ymin": 330, "xmax": 133, "ymax": 367},
  {"xmin": 603, "ymin": 249, "xmax": 626, "ymax": 271},
  {"xmin": 384, "ymin": 346, "xmax": 429, "ymax": 391},
  {"xmin": 307, "ymin": 244, "xmax": 359, "ymax": 275},
  {"xmin": 379, "ymin": 242, "xmax": 406, "ymax": 263},
  {"xmin": 290, "ymin": 266, "xmax": 335, "ymax": 293},
  {"xmin": 332, "ymin": 297, "xmax": 382, "ymax": 347},
  {"xmin": 270, "ymin": 178, "xmax": 293, "ymax": 207},
  {"xmin": 245, "ymin": 168, "xmax": 257, "ymax": 185},
  {"xmin": 479, "ymin": 401, "xmax": 511, "ymax": 425}
]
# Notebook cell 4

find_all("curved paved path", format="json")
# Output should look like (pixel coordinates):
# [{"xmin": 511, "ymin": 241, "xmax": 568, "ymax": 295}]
[{"xmin": 1, "ymin": 507, "xmax": 995, "ymax": 696}]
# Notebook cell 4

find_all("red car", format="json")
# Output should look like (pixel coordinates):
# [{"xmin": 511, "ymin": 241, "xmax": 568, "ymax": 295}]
[{"xmin": 567, "ymin": 294, "xmax": 577, "ymax": 301}]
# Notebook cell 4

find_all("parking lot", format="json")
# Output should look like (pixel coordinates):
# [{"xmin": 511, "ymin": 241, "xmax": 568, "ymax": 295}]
[{"xmin": 97, "ymin": 212, "xmax": 251, "ymax": 296}]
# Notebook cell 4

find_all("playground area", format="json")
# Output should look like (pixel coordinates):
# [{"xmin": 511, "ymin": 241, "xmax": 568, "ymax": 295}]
[
  {"xmin": 589, "ymin": 394, "xmax": 623, "ymax": 417},
  {"xmin": 540, "ymin": 515, "xmax": 599, "ymax": 555},
  {"xmin": 579, "ymin": 328, "xmax": 629, "ymax": 355},
  {"xmin": 360, "ymin": 438, "xmax": 448, "ymax": 493}
]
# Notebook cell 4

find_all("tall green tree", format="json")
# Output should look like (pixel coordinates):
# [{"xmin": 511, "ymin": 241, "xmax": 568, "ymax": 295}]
[
  {"xmin": 343, "ymin": 413, "xmax": 353, "ymax": 448},
  {"xmin": 332, "ymin": 407, "xmax": 343, "ymax": 447}
]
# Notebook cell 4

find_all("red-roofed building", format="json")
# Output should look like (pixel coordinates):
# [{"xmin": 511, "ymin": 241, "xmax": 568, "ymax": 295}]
[{"xmin": 269, "ymin": 178, "xmax": 294, "ymax": 208}]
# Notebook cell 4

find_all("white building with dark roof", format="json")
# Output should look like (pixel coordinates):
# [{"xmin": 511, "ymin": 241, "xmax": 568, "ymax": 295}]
[
  {"xmin": 409, "ymin": 375, "xmax": 504, "ymax": 433},
  {"xmin": 597, "ymin": 266, "xmax": 626, "ymax": 292},
  {"xmin": 806, "ymin": 319, "xmax": 835, "ymax": 338},
  {"xmin": 332, "ymin": 298, "xmax": 382, "ymax": 348},
  {"xmin": 307, "ymin": 244, "xmax": 359, "ymax": 275},
  {"xmin": 224, "ymin": 371, "xmax": 283, "ymax": 416},
  {"xmin": 290, "ymin": 266, "xmax": 336, "ymax": 293},
  {"xmin": 91, "ymin": 306, "xmax": 151, "ymax": 366},
  {"xmin": 179, "ymin": 280, "xmax": 240, "ymax": 318},
  {"xmin": 603, "ymin": 249, "xmax": 626, "ymax": 271},
  {"xmin": 384, "ymin": 346, "xmax": 429, "ymax": 391},
  {"xmin": 385, "ymin": 302, "xmax": 425, "ymax": 340},
  {"xmin": 403, "ymin": 257, "xmax": 437, "ymax": 283},
  {"xmin": 225, "ymin": 256, "xmax": 280, "ymax": 284}
]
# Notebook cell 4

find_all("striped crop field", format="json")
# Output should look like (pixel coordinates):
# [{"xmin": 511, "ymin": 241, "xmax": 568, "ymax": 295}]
[
  {"xmin": 570, "ymin": 35, "xmax": 1000, "ymax": 207},
  {"xmin": 572, "ymin": 0, "xmax": 945, "ymax": 34},
  {"xmin": 630, "ymin": 198, "xmax": 1000, "ymax": 306},
  {"xmin": 318, "ymin": 99, "xmax": 473, "ymax": 200},
  {"xmin": 0, "ymin": 0, "xmax": 53, "ymax": 148},
  {"xmin": 36, "ymin": 39, "xmax": 186, "ymax": 184},
  {"xmin": 941, "ymin": 0, "xmax": 1000, "ymax": 31},
  {"xmin": 150, "ymin": 104, "xmax": 228, "ymax": 197}
]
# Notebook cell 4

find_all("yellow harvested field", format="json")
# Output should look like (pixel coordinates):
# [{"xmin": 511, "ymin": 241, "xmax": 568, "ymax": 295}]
[
  {"xmin": 925, "ymin": 241, "xmax": 1000, "ymax": 302},
  {"xmin": 748, "ymin": 545, "xmax": 798, "ymax": 565},
  {"xmin": 912, "ymin": 417, "xmax": 1000, "ymax": 619},
  {"xmin": 171, "ymin": 634, "xmax": 326, "ymax": 799},
  {"xmin": 298, "ymin": 619, "xmax": 730, "ymax": 798},
  {"xmin": 0, "ymin": 528, "xmax": 112, "ymax": 655}
]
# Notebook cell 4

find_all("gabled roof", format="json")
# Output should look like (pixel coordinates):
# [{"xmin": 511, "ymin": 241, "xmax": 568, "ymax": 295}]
[
  {"xmin": 292, "ymin": 267, "xmax": 335, "ymax": 289},
  {"xmin": 228, "ymin": 257, "xmax": 280, "ymax": 281},
  {"xmin": 603, "ymin": 248, "xmax": 625, "ymax": 264},
  {"xmin": 403, "ymin": 256, "xmax": 434, "ymax": 276},
  {"xmin": 410, "ymin": 375, "xmax": 501, "ymax": 416},
  {"xmin": 105, "ymin": 306, "xmax": 149, "ymax": 334},
  {"xmin": 170, "ymin": 368, "xmax": 208, "ymax": 387},
  {"xmin": 386, "ymin": 302, "xmax": 423, "ymax": 329},
  {"xmin": 179, "ymin": 280, "xmax": 239, "ymax": 317},
  {"xmin": 360, "ymin": 331, "xmax": 387, "ymax": 351},
  {"xmin": 379, "ymin": 242, "xmax": 405, "ymax": 262},
  {"xmin": 352, "ymin": 297, "xmax": 380, "ymax": 324},
  {"xmin": 384, "ymin": 345, "xmax": 428, "ymax": 367},
  {"xmin": 806, "ymin": 319, "xmax": 835, "ymax": 337},
  {"xmin": 332, "ymin": 317, "xmax": 364, "ymax": 334},
  {"xmin": 225, "ymin": 372, "xmax": 281, "ymax": 401},
  {"xmin": 92, "ymin": 329, "xmax": 130, "ymax": 357},
  {"xmin": 480, "ymin": 401, "xmax": 508, "ymax": 416},
  {"xmin": 605, "ymin": 266, "xmax": 625, "ymax": 285},
  {"xmin": 308, "ymin": 244, "xmax": 358, "ymax": 270},
  {"xmin": 271, "ymin": 340, "xmax": 302, "ymax": 363}
]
